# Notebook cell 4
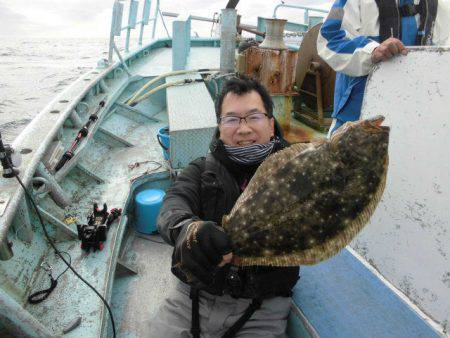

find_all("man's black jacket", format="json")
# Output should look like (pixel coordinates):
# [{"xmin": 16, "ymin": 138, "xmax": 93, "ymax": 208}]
[{"xmin": 157, "ymin": 127, "xmax": 300, "ymax": 298}]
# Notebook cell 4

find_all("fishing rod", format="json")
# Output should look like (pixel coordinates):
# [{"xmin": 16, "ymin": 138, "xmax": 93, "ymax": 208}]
[{"xmin": 54, "ymin": 99, "xmax": 106, "ymax": 172}]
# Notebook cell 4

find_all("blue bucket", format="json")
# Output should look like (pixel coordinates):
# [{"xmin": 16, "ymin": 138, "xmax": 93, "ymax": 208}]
[
  {"xmin": 134, "ymin": 189, "xmax": 165, "ymax": 234},
  {"xmin": 157, "ymin": 127, "xmax": 170, "ymax": 160}
]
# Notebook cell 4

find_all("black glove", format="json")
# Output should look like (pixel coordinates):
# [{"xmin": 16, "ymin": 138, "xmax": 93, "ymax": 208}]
[{"xmin": 171, "ymin": 220, "xmax": 232, "ymax": 287}]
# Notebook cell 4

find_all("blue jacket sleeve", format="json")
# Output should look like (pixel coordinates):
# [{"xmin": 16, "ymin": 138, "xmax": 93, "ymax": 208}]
[{"xmin": 317, "ymin": 0, "xmax": 380, "ymax": 76}]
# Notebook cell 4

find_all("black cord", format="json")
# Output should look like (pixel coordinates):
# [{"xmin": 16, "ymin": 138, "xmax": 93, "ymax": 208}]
[
  {"xmin": 28, "ymin": 277, "xmax": 57, "ymax": 304},
  {"xmin": 14, "ymin": 175, "xmax": 116, "ymax": 338},
  {"xmin": 28, "ymin": 251, "xmax": 71, "ymax": 304},
  {"xmin": 54, "ymin": 251, "xmax": 71, "ymax": 280}
]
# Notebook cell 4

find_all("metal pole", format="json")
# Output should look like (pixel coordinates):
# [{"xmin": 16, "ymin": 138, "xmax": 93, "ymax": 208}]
[
  {"xmin": 139, "ymin": 0, "xmax": 151, "ymax": 45},
  {"xmin": 220, "ymin": 8, "xmax": 237, "ymax": 73},
  {"xmin": 113, "ymin": 42, "xmax": 132, "ymax": 77},
  {"xmin": 125, "ymin": 0, "xmax": 139, "ymax": 53},
  {"xmin": 108, "ymin": 1, "xmax": 124, "ymax": 64},
  {"xmin": 273, "ymin": 4, "xmax": 328, "ymax": 18},
  {"xmin": 139, "ymin": 22, "xmax": 145, "ymax": 46},
  {"xmin": 109, "ymin": 2, "xmax": 119, "ymax": 64},
  {"xmin": 125, "ymin": 27, "xmax": 131, "ymax": 53},
  {"xmin": 162, "ymin": 11, "xmax": 219, "ymax": 23},
  {"xmin": 108, "ymin": 24, "xmax": 115, "ymax": 64},
  {"xmin": 152, "ymin": 0, "xmax": 160, "ymax": 39},
  {"xmin": 159, "ymin": 8, "xmax": 171, "ymax": 38}
]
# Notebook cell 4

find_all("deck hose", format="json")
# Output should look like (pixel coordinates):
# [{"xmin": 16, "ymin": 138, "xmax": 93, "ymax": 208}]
[
  {"xmin": 129, "ymin": 78, "xmax": 206, "ymax": 106},
  {"xmin": 126, "ymin": 68, "xmax": 220, "ymax": 106}
]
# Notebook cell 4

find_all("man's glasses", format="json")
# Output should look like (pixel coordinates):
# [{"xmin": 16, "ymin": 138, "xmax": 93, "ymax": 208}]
[{"xmin": 219, "ymin": 112, "xmax": 269, "ymax": 128}]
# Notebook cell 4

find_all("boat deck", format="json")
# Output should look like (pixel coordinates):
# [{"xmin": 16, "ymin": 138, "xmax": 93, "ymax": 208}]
[
  {"xmin": 109, "ymin": 229, "xmax": 174, "ymax": 336},
  {"xmin": 290, "ymin": 249, "xmax": 442, "ymax": 338},
  {"xmin": 21, "ymin": 78, "xmax": 170, "ymax": 337},
  {"xmin": 1, "ymin": 40, "xmax": 446, "ymax": 337},
  {"xmin": 0, "ymin": 43, "xmax": 224, "ymax": 337}
]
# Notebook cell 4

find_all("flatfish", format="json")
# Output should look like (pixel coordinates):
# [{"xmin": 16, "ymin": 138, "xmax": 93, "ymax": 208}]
[{"xmin": 222, "ymin": 116, "xmax": 390, "ymax": 266}]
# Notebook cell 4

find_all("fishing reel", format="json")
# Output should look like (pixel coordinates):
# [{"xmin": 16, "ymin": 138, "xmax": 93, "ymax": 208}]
[
  {"xmin": 0, "ymin": 131, "xmax": 21, "ymax": 178},
  {"xmin": 77, "ymin": 203, "xmax": 122, "ymax": 252}
]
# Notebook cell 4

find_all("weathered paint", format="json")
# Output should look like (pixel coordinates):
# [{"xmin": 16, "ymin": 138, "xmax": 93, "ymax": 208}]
[
  {"xmin": 0, "ymin": 37, "xmax": 220, "ymax": 248},
  {"xmin": 356, "ymin": 47, "xmax": 450, "ymax": 332},
  {"xmin": 0, "ymin": 40, "xmax": 220, "ymax": 336},
  {"xmin": 273, "ymin": 95, "xmax": 325, "ymax": 143},
  {"xmin": 220, "ymin": 8, "xmax": 237, "ymax": 73},
  {"xmin": 242, "ymin": 47, "xmax": 298, "ymax": 95},
  {"xmin": 256, "ymin": 16, "xmax": 309, "ymax": 42}
]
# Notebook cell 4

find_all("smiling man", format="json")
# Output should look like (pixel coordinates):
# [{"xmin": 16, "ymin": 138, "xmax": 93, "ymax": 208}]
[{"xmin": 151, "ymin": 75, "xmax": 299, "ymax": 337}]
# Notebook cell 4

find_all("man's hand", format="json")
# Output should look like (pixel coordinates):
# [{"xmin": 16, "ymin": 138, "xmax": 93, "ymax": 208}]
[
  {"xmin": 371, "ymin": 38, "xmax": 408, "ymax": 64},
  {"xmin": 172, "ymin": 221, "xmax": 233, "ymax": 286}
]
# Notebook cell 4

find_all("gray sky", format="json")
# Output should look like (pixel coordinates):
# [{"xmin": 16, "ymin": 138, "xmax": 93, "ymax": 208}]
[{"xmin": 0, "ymin": 0, "xmax": 333, "ymax": 38}]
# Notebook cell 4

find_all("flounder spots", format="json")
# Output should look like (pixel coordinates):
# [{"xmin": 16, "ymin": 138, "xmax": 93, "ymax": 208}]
[{"xmin": 224, "ymin": 118, "xmax": 389, "ymax": 266}]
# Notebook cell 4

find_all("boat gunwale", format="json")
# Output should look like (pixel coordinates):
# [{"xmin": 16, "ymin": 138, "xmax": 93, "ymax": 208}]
[{"xmin": 0, "ymin": 37, "xmax": 220, "ymax": 245}]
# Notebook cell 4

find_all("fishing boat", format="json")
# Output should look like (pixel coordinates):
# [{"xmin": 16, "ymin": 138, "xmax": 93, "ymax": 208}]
[{"xmin": 1, "ymin": 1, "xmax": 449, "ymax": 337}]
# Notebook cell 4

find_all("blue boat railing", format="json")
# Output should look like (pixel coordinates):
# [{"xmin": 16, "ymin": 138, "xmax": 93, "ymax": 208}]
[
  {"xmin": 254, "ymin": 3, "xmax": 329, "ymax": 43},
  {"xmin": 107, "ymin": 0, "xmax": 331, "ymax": 66},
  {"xmin": 272, "ymin": 3, "xmax": 329, "ymax": 26},
  {"xmin": 107, "ymin": 0, "xmax": 331, "ymax": 69},
  {"xmin": 108, "ymin": 0, "xmax": 221, "ymax": 69},
  {"xmin": 108, "ymin": 0, "xmax": 162, "ymax": 63}
]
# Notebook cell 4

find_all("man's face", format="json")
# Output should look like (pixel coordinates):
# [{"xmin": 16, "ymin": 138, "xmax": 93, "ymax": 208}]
[{"xmin": 218, "ymin": 90, "xmax": 275, "ymax": 147}]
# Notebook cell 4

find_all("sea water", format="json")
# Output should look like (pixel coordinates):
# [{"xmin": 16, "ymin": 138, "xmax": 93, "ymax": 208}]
[{"xmin": 0, "ymin": 37, "xmax": 110, "ymax": 143}]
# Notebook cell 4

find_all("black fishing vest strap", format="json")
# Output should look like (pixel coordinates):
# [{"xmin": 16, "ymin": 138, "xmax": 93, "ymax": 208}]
[
  {"xmin": 190, "ymin": 285, "xmax": 263, "ymax": 338},
  {"xmin": 375, "ymin": 0, "xmax": 438, "ymax": 45},
  {"xmin": 415, "ymin": 0, "xmax": 438, "ymax": 45},
  {"xmin": 190, "ymin": 287, "xmax": 201, "ymax": 338},
  {"xmin": 221, "ymin": 298, "xmax": 263, "ymax": 338}
]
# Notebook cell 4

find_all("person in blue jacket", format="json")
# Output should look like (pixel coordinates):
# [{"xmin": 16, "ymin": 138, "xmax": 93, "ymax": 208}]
[{"xmin": 317, "ymin": 0, "xmax": 450, "ymax": 137}]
